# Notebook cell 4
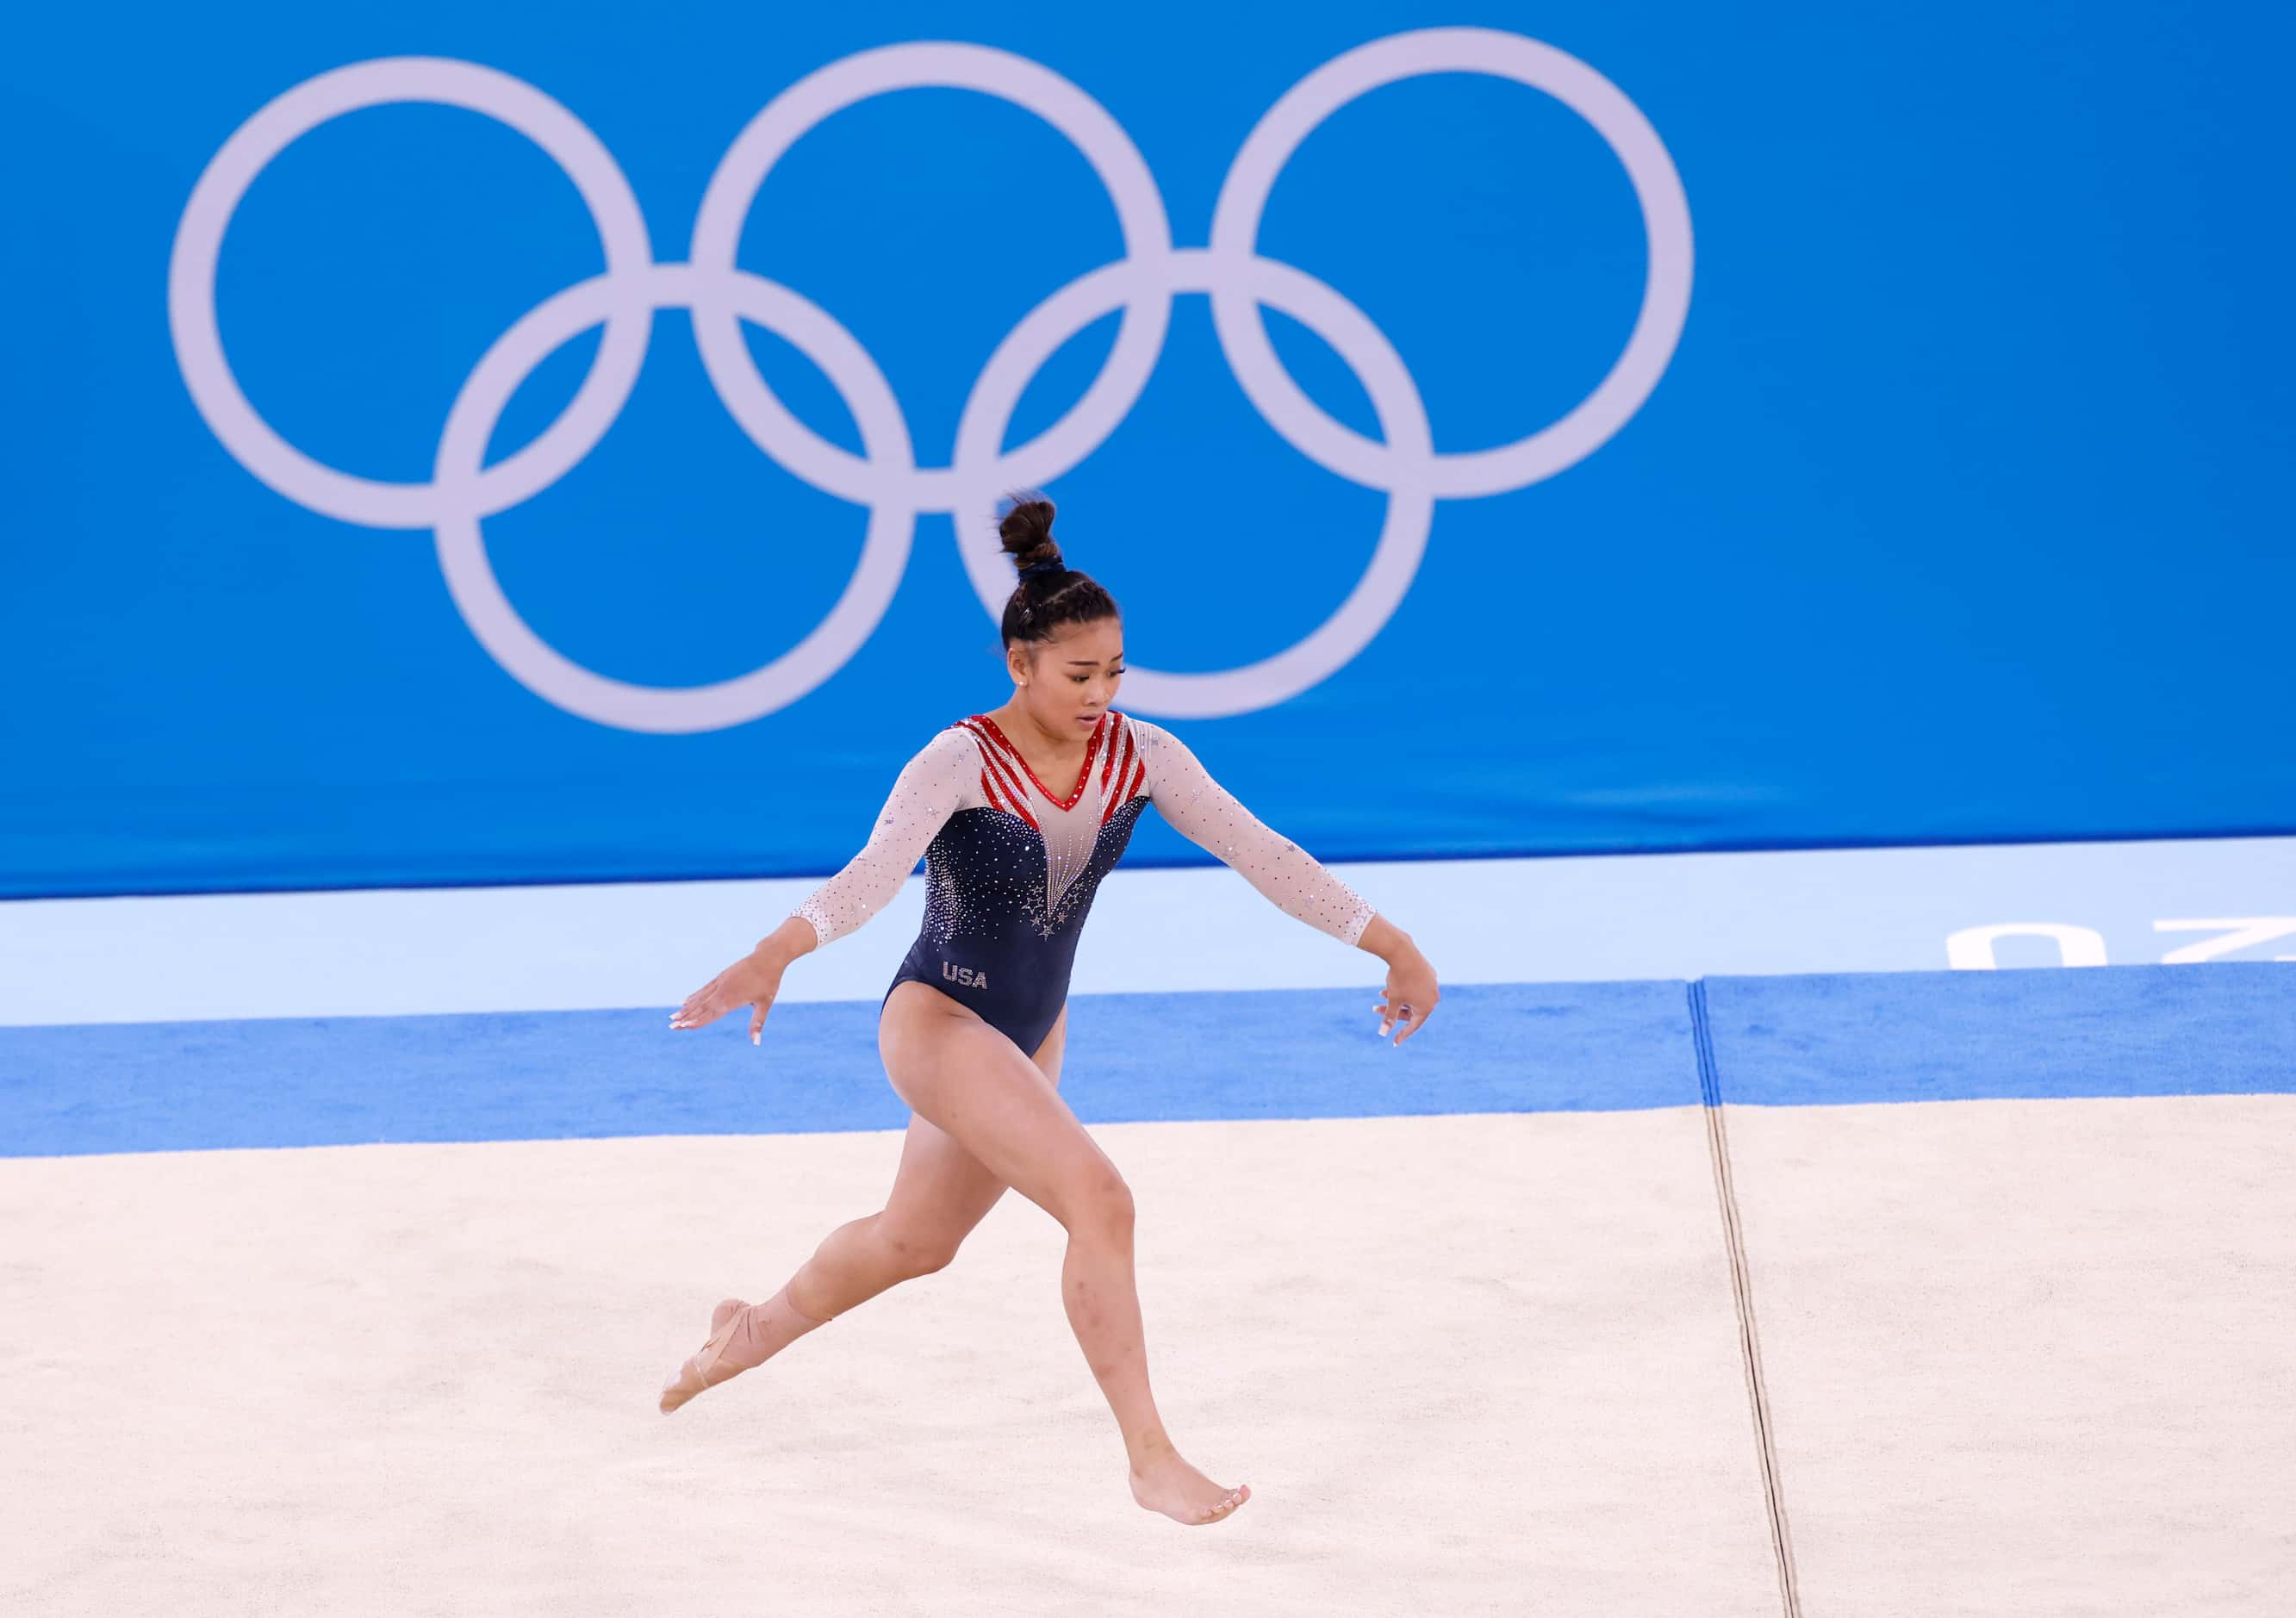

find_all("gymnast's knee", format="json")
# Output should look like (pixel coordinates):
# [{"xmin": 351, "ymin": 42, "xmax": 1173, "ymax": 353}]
[
  {"xmin": 875, "ymin": 1223, "xmax": 962, "ymax": 1279},
  {"xmin": 1060, "ymin": 1168, "xmax": 1135, "ymax": 1242}
]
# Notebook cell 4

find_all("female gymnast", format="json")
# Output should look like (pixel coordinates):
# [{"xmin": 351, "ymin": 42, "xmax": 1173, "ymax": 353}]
[{"xmin": 661, "ymin": 495, "xmax": 1441, "ymax": 1527}]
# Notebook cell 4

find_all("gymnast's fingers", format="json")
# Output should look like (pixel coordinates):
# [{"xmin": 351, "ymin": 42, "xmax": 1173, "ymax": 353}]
[
  {"xmin": 749, "ymin": 1001, "xmax": 768, "ymax": 1045},
  {"xmin": 670, "ymin": 974, "xmax": 730, "ymax": 1030}
]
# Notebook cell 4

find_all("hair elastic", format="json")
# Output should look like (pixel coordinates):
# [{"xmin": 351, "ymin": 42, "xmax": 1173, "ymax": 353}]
[{"xmin": 1017, "ymin": 559, "xmax": 1061, "ymax": 582}]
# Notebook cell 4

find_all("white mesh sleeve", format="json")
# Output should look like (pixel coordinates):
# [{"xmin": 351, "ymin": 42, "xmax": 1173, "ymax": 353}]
[
  {"xmin": 791, "ymin": 727, "xmax": 977, "ymax": 949},
  {"xmin": 1129, "ymin": 718, "xmax": 1375, "ymax": 947}
]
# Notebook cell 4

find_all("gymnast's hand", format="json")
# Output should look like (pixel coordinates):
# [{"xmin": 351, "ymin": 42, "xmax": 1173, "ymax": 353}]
[
  {"xmin": 1362, "ymin": 920, "xmax": 1440, "ymax": 1046},
  {"xmin": 669, "ymin": 949, "xmax": 787, "ymax": 1046}
]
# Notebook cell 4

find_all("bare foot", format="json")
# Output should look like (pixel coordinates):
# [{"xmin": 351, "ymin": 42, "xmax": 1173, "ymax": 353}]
[
  {"xmin": 1129, "ymin": 1452, "xmax": 1251, "ymax": 1526},
  {"xmin": 657, "ymin": 1297, "xmax": 749, "ymax": 1414}
]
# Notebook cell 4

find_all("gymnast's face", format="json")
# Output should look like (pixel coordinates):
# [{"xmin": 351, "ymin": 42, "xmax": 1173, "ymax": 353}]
[{"xmin": 1010, "ymin": 616, "xmax": 1124, "ymax": 738}]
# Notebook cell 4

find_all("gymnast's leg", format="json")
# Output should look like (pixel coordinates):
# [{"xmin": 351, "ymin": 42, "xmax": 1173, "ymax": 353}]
[
  {"xmin": 875, "ymin": 981, "xmax": 1248, "ymax": 1527},
  {"xmin": 658, "ymin": 1005, "xmax": 1068, "ymax": 1411}
]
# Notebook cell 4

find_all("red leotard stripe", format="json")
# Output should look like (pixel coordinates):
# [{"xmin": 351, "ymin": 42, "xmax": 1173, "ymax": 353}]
[
  {"xmin": 972, "ymin": 713, "xmax": 1106, "ymax": 811},
  {"xmin": 960, "ymin": 721, "xmax": 1031, "ymax": 805},
  {"xmin": 1099, "ymin": 713, "xmax": 1128, "ymax": 788},
  {"xmin": 1102, "ymin": 747, "xmax": 1147, "ymax": 825}
]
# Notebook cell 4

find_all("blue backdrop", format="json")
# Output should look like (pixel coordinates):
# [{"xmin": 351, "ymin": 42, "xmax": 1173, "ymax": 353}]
[{"xmin": 3, "ymin": 1, "xmax": 2290, "ymax": 898}]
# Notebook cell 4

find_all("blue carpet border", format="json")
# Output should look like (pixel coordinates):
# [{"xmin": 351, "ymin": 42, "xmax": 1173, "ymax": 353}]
[{"xmin": 1, "ymin": 965, "xmax": 2288, "ymax": 1158}]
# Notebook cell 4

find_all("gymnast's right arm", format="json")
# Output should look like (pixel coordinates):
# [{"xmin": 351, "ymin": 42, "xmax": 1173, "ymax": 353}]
[{"xmin": 669, "ymin": 729, "xmax": 973, "ymax": 1043}]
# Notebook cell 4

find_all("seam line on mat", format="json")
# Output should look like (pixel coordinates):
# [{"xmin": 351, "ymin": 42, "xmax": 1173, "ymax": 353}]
[{"xmin": 1691, "ymin": 978, "xmax": 1802, "ymax": 1618}]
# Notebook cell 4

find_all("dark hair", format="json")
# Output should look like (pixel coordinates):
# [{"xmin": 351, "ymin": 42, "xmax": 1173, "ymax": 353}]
[{"xmin": 996, "ymin": 490, "xmax": 1120, "ymax": 647}]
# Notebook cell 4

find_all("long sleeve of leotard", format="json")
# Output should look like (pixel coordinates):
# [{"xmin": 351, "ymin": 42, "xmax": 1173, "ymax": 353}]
[
  {"xmin": 790, "ymin": 727, "xmax": 976, "ymax": 948},
  {"xmin": 1129, "ymin": 719, "xmax": 1377, "ymax": 948}
]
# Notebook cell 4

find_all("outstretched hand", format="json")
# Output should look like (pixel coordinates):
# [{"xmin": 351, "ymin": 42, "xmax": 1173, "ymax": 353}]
[
  {"xmin": 670, "ymin": 951, "xmax": 785, "ymax": 1046},
  {"xmin": 1373, "ymin": 949, "xmax": 1440, "ymax": 1046}
]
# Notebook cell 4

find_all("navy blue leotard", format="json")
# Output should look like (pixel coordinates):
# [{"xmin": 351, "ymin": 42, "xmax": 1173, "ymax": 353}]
[{"xmin": 791, "ymin": 709, "xmax": 1373, "ymax": 1057}]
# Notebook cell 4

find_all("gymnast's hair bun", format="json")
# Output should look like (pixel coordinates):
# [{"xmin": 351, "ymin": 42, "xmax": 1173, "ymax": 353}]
[
  {"xmin": 992, "ymin": 489, "xmax": 1117, "ymax": 646},
  {"xmin": 996, "ymin": 491, "xmax": 1061, "ymax": 574}
]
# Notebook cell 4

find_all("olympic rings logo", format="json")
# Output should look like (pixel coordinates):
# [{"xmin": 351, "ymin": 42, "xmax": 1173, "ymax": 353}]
[{"xmin": 168, "ymin": 28, "xmax": 1692, "ymax": 732}]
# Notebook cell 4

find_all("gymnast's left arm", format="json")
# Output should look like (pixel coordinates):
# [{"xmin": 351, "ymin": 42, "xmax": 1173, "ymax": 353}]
[{"xmin": 1136, "ymin": 719, "xmax": 1440, "ymax": 1045}]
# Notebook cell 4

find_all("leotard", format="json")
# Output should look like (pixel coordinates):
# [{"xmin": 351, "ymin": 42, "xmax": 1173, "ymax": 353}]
[{"xmin": 788, "ymin": 709, "xmax": 1375, "ymax": 1056}]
